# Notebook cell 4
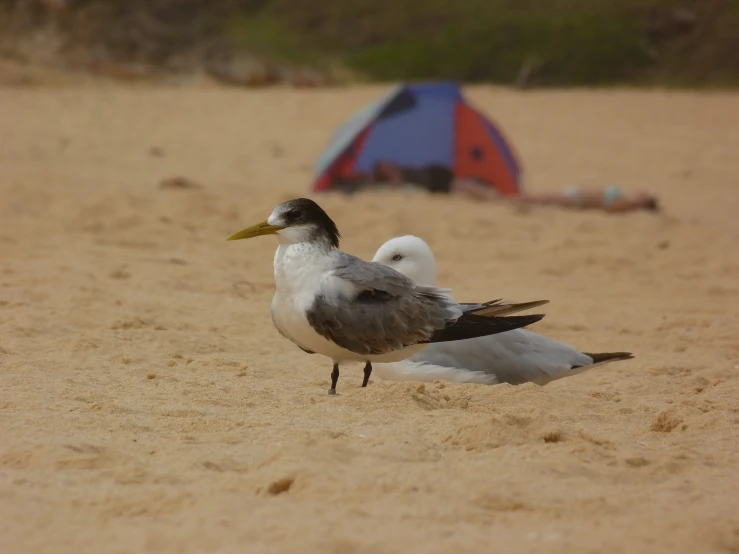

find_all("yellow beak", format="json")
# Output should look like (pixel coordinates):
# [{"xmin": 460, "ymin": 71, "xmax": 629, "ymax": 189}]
[{"xmin": 226, "ymin": 220, "xmax": 285, "ymax": 241}]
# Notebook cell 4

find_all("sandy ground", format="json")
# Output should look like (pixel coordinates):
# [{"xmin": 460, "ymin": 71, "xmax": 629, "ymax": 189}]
[{"xmin": 1, "ymin": 83, "xmax": 738, "ymax": 554}]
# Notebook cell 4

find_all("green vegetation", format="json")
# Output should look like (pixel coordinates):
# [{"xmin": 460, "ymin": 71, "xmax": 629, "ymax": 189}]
[
  {"xmin": 252, "ymin": 0, "xmax": 739, "ymax": 86},
  {"xmin": 346, "ymin": 11, "xmax": 652, "ymax": 84},
  {"xmin": 3, "ymin": 0, "xmax": 738, "ymax": 86},
  {"xmin": 224, "ymin": 13, "xmax": 323, "ymax": 67}
]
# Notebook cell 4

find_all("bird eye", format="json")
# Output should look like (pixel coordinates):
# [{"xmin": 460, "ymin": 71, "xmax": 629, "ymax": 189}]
[
  {"xmin": 286, "ymin": 209, "xmax": 301, "ymax": 220},
  {"xmin": 392, "ymin": 254, "xmax": 403, "ymax": 261}
]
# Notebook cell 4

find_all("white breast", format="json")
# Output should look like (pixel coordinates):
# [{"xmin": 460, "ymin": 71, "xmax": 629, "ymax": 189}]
[
  {"xmin": 270, "ymin": 244, "xmax": 357, "ymax": 361},
  {"xmin": 271, "ymin": 243, "xmax": 328, "ymax": 346}
]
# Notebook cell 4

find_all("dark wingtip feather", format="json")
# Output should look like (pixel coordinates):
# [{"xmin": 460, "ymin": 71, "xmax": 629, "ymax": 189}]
[
  {"xmin": 470, "ymin": 299, "xmax": 549, "ymax": 317},
  {"xmin": 583, "ymin": 352, "xmax": 634, "ymax": 364},
  {"xmin": 427, "ymin": 313, "xmax": 544, "ymax": 344},
  {"xmin": 513, "ymin": 313, "xmax": 545, "ymax": 326}
]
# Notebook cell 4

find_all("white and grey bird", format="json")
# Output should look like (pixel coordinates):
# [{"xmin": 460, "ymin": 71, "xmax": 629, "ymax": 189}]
[
  {"xmin": 226, "ymin": 198, "xmax": 547, "ymax": 394},
  {"xmin": 371, "ymin": 235, "xmax": 633, "ymax": 386}
]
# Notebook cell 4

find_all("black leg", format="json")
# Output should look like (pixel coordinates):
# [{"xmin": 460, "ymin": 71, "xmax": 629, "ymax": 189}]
[
  {"xmin": 361, "ymin": 361, "xmax": 372, "ymax": 388},
  {"xmin": 328, "ymin": 363, "xmax": 339, "ymax": 395}
]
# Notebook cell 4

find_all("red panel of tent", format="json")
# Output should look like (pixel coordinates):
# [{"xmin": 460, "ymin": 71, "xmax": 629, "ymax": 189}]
[{"xmin": 312, "ymin": 82, "xmax": 522, "ymax": 195}]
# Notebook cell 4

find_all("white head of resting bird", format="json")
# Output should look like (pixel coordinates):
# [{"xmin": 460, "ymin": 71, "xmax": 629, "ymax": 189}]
[
  {"xmin": 226, "ymin": 198, "xmax": 547, "ymax": 394},
  {"xmin": 372, "ymin": 235, "xmax": 633, "ymax": 385}
]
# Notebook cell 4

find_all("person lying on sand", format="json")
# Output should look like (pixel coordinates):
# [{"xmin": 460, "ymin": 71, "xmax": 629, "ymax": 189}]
[
  {"xmin": 454, "ymin": 179, "xmax": 660, "ymax": 213},
  {"xmin": 334, "ymin": 161, "xmax": 659, "ymax": 213}
]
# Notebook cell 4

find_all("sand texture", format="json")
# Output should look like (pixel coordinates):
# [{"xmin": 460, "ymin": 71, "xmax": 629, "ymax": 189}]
[{"xmin": 1, "ymin": 85, "xmax": 738, "ymax": 554}]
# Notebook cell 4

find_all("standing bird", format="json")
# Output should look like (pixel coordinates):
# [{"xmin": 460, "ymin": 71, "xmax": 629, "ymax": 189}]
[
  {"xmin": 226, "ymin": 198, "xmax": 547, "ymax": 394},
  {"xmin": 372, "ymin": 235, "xmax": 633, "ymax": 385}
]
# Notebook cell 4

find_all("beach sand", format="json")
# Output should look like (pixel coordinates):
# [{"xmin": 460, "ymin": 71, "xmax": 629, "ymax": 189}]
[{"xmin": 1, "ymin": 84, "xmax": 738, "ymax": 553}]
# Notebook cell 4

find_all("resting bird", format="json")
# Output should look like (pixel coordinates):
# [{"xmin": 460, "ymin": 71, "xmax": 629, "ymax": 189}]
[
  {"xmin": 371, "ymin": 235, "xmax": 633, "ymax": 385},
  {"xmin": 226, "ymin": 198, "xmax": 547, "ymax": 394}
]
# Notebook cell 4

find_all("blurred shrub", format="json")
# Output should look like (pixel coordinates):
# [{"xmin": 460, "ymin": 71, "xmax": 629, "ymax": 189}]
[
  {"xmin": 346, "ymin": 11, "xmax": 652, "ymax": 85},
  {"xmin": 1, "ymin": 0, "xmax": 737, "ymax": 86}
]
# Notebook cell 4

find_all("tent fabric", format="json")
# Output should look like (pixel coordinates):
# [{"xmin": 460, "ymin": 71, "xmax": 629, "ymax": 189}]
[
  {"xmin": 312, "ymin": 82, "xmax": 522, "ymax": 195},
  {"xmin": 314, "ymin": 85, "xmax": 401, "ymax": 177}
]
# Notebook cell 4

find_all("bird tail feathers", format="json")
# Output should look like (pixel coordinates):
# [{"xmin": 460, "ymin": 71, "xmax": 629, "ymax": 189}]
[
  {"xmin": 468, "ymin": 299, "xmax": 550, "ymax": 317},
  {"xmin": 581, "ymin": 351, "xmax": 634, "ymax": 365}
]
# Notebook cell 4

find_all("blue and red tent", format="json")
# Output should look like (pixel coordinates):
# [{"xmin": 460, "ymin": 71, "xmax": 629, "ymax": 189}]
[{"xmin": 312, "ymin": 82, "xmax": 522, "ymax": 195}]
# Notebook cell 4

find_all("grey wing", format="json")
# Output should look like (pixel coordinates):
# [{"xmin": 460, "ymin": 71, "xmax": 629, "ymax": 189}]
[
  {"xmin": 306, "ymin": 254, "xmax": 462, "ymax": 356},
  {"xmin": 332, "ymin": 253, "xmax": 418, "ymax": 295}
]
